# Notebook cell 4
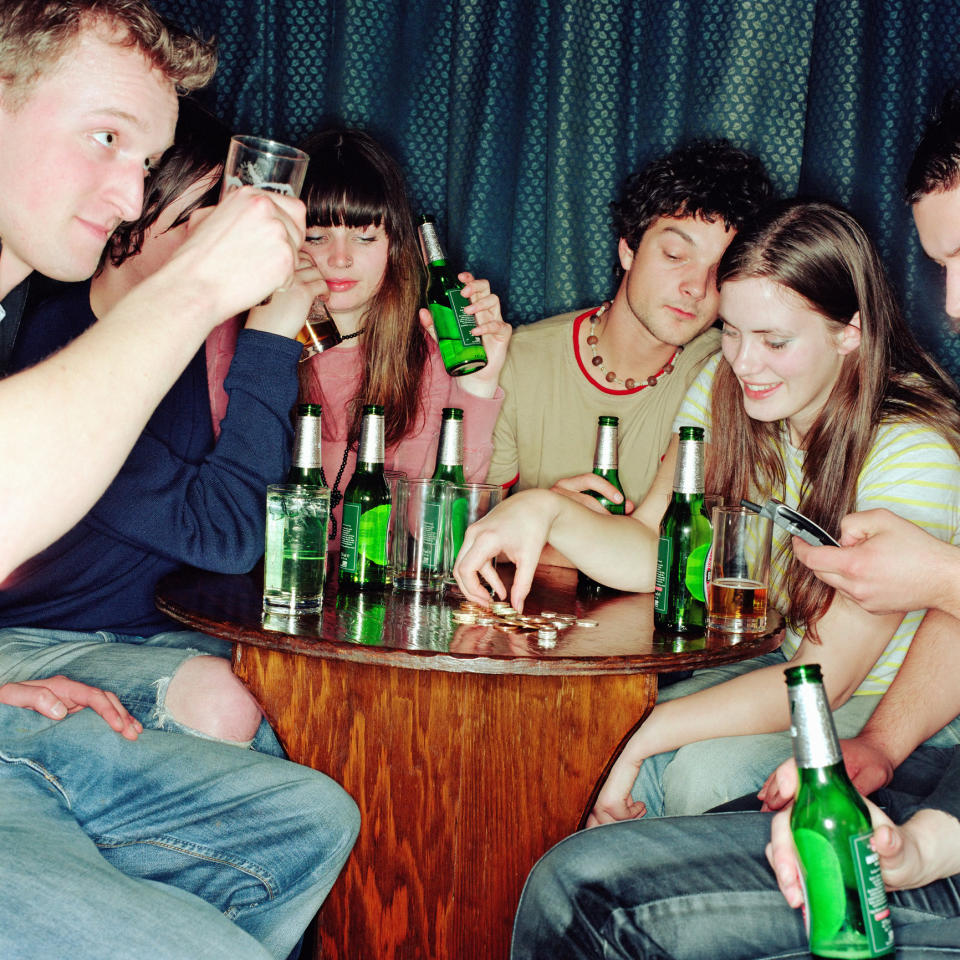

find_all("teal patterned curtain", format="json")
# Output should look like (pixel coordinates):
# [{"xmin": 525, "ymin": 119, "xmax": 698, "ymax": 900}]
[{"xmin": 154, "ymin": 0, "xmax": 960, "ymax": 377}]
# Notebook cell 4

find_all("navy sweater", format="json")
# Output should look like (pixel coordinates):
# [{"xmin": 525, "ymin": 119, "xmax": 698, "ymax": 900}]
[{"xmin": 1, "ymin": 282, "xmax": 301, "ymax": 634}]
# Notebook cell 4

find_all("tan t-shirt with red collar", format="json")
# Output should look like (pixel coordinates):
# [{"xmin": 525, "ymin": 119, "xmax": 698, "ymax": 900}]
[{"xmin": 486, "ymin": 308, "xmax": 720, "ymax": 503}]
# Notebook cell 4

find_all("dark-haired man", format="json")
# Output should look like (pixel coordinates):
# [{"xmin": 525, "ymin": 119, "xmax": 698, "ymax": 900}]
[
  {"xmin": 508, "ymin": 93, "xmax": 960, "ymax": 960},
  {"xmin": 486, "ymin": 140, "xmax": 773, "ymax": 513}
]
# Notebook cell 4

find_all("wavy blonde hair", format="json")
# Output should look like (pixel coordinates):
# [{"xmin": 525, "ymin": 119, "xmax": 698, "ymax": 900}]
[{"xmin": 0, "ymin": 0, "xmax": 216, "ymax": 106}]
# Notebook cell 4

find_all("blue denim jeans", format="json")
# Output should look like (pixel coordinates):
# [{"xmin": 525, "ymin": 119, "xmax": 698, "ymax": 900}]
[
  {"xmin": 631, "ymin": 651, "xmax": 882, "ymax": 816},
  {"xmin": 0, "ymin": 705, "xmax": 359, "ymax": 959},
  {"xmin": 0, "ymin": 628, "xmax": 359, "ymax": 957},
  {"xmin": 511, "ymin": 802, "xmax": 960, "ymax": 958},
  {"xmin": 0, "ymin": 626, "xmax": 284, "ymax": 754}
]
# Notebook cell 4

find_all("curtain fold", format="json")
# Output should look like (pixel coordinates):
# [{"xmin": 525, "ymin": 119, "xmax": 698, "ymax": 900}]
[{"xmin": 155, "ymin": 0, "xmax": 960, "ymax": 376}]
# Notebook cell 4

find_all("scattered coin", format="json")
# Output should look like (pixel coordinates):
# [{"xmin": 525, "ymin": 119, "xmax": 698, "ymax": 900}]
[
  {"xmin": 575, "ymin": 618, "xmax": 599, "ymax": 628},
  {"xmin": 452, "ymin": 612, "xmax": 478, "ymax": 624}
]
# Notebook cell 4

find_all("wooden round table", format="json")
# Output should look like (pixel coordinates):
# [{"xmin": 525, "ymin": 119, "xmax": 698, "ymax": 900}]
[{"xmin": 157, "ymin": 561, "xmax": 782, "ymax": 960}]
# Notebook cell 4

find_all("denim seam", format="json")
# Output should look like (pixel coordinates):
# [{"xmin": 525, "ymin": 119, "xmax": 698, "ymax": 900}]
[
  {"xmin": 94, "ymin": 835, "xmax": 279, "ymax": 903},
  {"xmin": 0, "ymin": 754, "xmax": 71, "ymax": 809},
  {"xmin": 607, "ymin": 892, "xmax": 811, "ymax": 960}
]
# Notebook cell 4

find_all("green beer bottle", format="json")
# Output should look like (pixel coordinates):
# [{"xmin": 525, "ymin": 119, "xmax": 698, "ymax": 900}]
[
  {"xmin": 338, "ymin": 404, "xmax": 392, "ymax": 589},
  {"xmin": 287, "ymin": 403, "xmax": 324, "ymax": 486},
  {"xmin": 578, "ymin": 415, "xmax": 625, "ymax": 596},
  {"xmin": 587, "ymin": 415, "xmax": 625, "ymax": 515},
  {"xmin": 417, "ymin": 214, "xmax": 487, "ymax": 377},
  {"xmin": 653, "ymin": 425, "xmax": 711, "ymax": 633},
  {"xmin": 786, "ymin": 664, "xmax": 895, "ymax": 959},
  {"xmin": 432, "ymin": 407, "xmax": 467, "ymax": 483},
  {"xmin": 432, "ymin": 407, "xmax": 466, "ymax": 573}
]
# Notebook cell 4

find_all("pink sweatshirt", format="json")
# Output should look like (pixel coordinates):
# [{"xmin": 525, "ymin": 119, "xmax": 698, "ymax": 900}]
[{"xmin": 294, "ymin": 336, "xmax": 502, "ymax": 543}]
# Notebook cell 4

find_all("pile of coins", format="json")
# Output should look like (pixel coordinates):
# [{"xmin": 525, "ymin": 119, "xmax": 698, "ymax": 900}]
[{"xmin": 451, "ymin": 600, "xmax": 598, "ymax": 647}]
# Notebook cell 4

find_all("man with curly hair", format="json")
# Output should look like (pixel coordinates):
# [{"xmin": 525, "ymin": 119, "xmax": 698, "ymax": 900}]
[{"xmin": 486, "ymin": 140, "xmax": 773, "ymax": 524}]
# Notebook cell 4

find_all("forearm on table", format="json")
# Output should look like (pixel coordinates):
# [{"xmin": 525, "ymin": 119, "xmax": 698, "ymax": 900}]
[
  {"xmin": 856, "ymin": 609, "xmax": 960, "ymax": 767},
  {"xmin": 0, "ymin": 280, "xmax": 221, "ymax": 579},
  {"xmin": 546, "ymin": 500, "xmax": 657, "ymax": 592}
]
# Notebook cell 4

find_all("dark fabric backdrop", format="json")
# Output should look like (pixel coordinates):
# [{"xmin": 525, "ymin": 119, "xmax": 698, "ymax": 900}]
[{"xmin": 153, "ymin": 0, "xmax": 960, "ymax": 378}]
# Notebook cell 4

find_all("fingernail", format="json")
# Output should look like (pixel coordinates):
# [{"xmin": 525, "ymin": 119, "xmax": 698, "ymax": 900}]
[{"xmin": 51, "ymin": 702, "xmax": 67, "ymax": 718}]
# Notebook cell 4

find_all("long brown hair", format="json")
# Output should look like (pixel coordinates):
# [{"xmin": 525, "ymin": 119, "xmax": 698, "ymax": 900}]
[
  {"xmin": 298, "ymin": 127, "xmax": 427, "ymax": 446},
  {"xmin": 709, "ymin": 200, "xmax": 960, "ymax": 638}
]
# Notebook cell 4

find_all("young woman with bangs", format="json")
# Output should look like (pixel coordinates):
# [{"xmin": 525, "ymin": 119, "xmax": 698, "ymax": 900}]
[
  {"xmin": 251, "ymin": 127, "xmax": 510, "ymax": 541},
  {"xmin": 453, "ymin": 199, "xmax": 960, "ymax": 821}
]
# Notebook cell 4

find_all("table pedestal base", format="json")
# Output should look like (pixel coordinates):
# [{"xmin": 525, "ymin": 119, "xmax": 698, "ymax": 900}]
[{"xmin": 233, "ymin": 644, "xmax": 656, "ymax": 960}]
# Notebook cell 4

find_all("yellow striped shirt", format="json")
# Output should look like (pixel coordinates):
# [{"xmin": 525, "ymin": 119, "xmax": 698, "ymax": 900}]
[{"xmin": 675, "ymin": 354, "xmax": 960, "ymax": 694}]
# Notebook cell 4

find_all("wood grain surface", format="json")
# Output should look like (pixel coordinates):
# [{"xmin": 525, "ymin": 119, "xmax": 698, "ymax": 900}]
[{"xmin": 157, "ymin": 561, "xmax": 783, "ymax": 959}]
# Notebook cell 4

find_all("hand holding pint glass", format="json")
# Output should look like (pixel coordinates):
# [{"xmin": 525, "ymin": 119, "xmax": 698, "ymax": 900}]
[{"xmin": 221, "ymin": 135, "xmax": 310, "ymax": 302}]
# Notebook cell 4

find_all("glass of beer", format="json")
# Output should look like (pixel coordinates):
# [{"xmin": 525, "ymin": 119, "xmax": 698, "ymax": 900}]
[
  {"xmin": 220, "ymin": 135, "xmax": 309, "ymax": 199},
  {"xmin": 706, "ymin": 505, "xmax": 772, "ymax": 633},
  {"xmin": 297, "ymin": 299, "xmax": 342, "ymax": 361}
]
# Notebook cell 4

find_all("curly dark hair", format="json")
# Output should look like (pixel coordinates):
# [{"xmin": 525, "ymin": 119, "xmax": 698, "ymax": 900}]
[
  {"xmin": 906, "ymin": 88, "xmax": 960, "ymax": 203},
  {"xmin": 610, "ymin": 138, "xmax": 773, "ymax": 268}
]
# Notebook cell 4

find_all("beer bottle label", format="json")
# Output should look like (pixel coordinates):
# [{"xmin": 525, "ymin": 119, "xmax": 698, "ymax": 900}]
[
  {"xmin": 850, "ymin": 832, "xmax": 895, "ymax": 954},
  {"xmin": 339, "ymin": 502, "xmax": 361, "ymax": 573},
  {"xmin": 357, "ymin": 504, "xmax": 392, "ymax": 566},
  {"xmin": 450, "ymin": 496, "xmax": 470, "ymax": 564},
  {"xmin": 431, "ymin": 288, "xmax": 481, "ymax": 347},
  {"xmin": 684, "ymin": 542, "xmax": 712, "ymax": 602},
  {"xmin": 654, "ymin": 537, "xmax": 672, "ymax": 615},
  {"xmin": 421, "ymin": 499, "xmax": 445, "ymax": 569}
]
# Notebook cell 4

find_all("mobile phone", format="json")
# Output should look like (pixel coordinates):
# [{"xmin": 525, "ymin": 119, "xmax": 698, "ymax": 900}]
[{"xmin": 739, "ymin": 498, "xmax": 840, "ymax": 547}]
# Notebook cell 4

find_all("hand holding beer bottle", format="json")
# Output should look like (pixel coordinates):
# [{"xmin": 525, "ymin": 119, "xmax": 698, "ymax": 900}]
[
  {"xmin": 550, "ymin": 416, "xmax": 634, "ymax": 515},
  {"xmin": 418, "ymin": 215, "xmax": 487, "ymax": 377},
  {"xmin": 416, "ymin": 215, "xmax": 511, "ymax": 397},
  {"xmin": 578, "ymin": 415, "xmax": 627, "ymax": 595},
  {"xmin": 783, "ymin": 664, "xmax": 895, "ymax": 959}
]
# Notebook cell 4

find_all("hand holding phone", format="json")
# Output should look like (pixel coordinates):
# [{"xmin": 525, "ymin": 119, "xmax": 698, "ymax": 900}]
[{"xmin": 740, "ymin": 498, "xmax": 840, "ymax": 547}]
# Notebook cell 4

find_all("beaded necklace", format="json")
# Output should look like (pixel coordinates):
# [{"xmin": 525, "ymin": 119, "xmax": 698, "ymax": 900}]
[{"xmin": 585, "ymin": 301, "xmax": 682, "ymax": 390}]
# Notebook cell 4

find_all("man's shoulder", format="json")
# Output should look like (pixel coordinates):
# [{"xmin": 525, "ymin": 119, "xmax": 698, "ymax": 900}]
[
  {"xmin": 511, "ymin": 309, "xmax": 584, "ymax": 345},
  {"xmin": 678, "ymin": 326, "xmax": 722, "ymax": 368}
]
